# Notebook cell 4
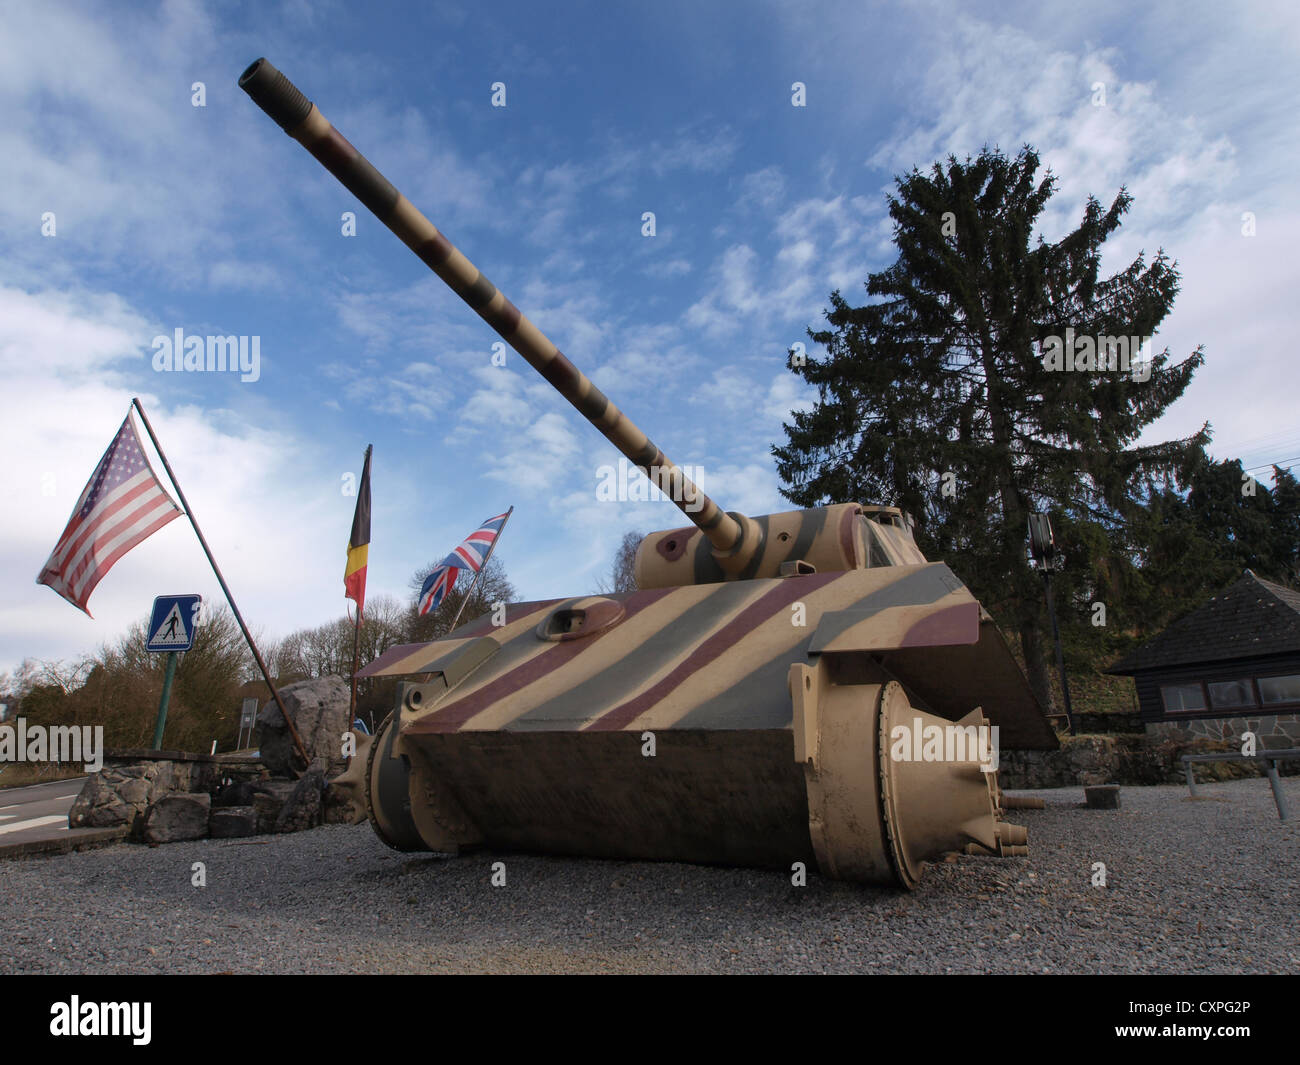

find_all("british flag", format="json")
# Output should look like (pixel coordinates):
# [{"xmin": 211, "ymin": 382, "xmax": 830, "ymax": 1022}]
[
  {"xmin": 417, "ymin": 511, "xmax": 510, "ymax": 616},
  {"xmin": 36, "ymin": 410, "xmax": 182, "ymax": 616}
]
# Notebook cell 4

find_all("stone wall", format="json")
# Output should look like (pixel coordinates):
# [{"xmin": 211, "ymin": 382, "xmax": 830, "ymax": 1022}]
[
  {"xmin": 1145, "ymin": 712, "xmax": 1300, "ymax": 748},
  {"xmin": 67, "ymin": 674, "xmax": 363, "ymax": 845},
  {"xmin": 998, "ymin": 733, "xmax": 1267, "ymax": 789},
  {"xmin": 68, "ymin": 751, "xmax": 269, "ymax": 839}
]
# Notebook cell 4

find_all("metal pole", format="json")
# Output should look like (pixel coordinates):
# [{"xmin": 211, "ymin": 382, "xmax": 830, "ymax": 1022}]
[
  {"xmin": 1265, "ymin": 759, "xmax": 1290, "ymax": 821},
  {"xmin": 347, "ymin": 443, "xmax": 371, "ymax": 723},
  {"xmin": 152, "ymin": 651, "xmax": 178, "ymax": 750},
  {"xmin": 349, "ymin": 604, "xmax": 362, "ymax": 723},
  {"xmin": 1042, "ymin": 569, "xmax": 1076, "ymax": 735},
  {"xmin": 131, "ymin": 398, "xmax": 310, "ymax": 769},
  {"xmin": 448, "ymin": 506, "xmax": 514, "ymax": 632}
]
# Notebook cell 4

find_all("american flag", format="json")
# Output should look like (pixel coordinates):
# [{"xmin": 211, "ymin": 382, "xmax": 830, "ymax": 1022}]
[
  {"xmin": 36, "ymin": 411, "xmax": 182, "ymax": 616},
  {"xmin": 417, "ymin": 511, "xmax": 510, "ymax": 616}
]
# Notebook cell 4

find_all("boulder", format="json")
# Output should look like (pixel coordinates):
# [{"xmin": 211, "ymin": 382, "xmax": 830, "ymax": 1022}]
[
  {"xmin": 69, "ymin": 760, "xmax": 177, "ymax": 834},
  {"xmin": 209, "ymin": 805, "xmax": 258, "ymax": 839},
  {"xmin": 251, "ymin": 780, "xmax": 297, "ymax": 834},
  {"xmin": 275, "ymin": 768, "xmax": 325, "ymax": 833},
  {"xmin": 68, "ymin": 774, "xmax": 136, "ymax": 829},
  {"xmin": 257, "ymin": 676, "xmax": 351, "ymax": 777},
  {"xmin": 323, "ymin": 780, "xmax": 366, "ymax": 825},
  {"xmin": 142, "ymin": 793, "xmax": 211, "ymax": 844}
]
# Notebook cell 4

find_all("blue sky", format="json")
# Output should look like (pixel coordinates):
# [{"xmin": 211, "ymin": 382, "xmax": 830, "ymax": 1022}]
[{"xmin": 4, "ymin": 0, "xmax": 1298, "ymax": 674}]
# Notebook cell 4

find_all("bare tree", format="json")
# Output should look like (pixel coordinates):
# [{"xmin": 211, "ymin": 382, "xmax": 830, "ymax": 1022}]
[
  {"xmin": 596, "ymin": 531, "xmax": 643, "ymax": 594},
  {"xmin": 406, "ymin": 556, "xmax": 517, "ymax": 643}
]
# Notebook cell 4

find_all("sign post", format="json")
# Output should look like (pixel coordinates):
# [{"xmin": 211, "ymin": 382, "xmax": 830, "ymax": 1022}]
[
  {"xmin": 238, "ymin": 697, "xmax": 259, "ymax": 749},
  {"xmin": 146, "ymin": 593, "xmax": 202, "ymax": 750}
]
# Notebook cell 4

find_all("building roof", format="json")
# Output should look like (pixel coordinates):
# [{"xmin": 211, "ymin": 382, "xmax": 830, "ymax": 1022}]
[{"xmin": 1108, "ymin": 572, "xmax": 1300, "ymax": 675}]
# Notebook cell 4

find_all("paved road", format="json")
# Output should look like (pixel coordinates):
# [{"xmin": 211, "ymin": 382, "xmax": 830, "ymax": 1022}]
[{"xmin": 0, "ymin": 778, "xmax": 92, "ymax": 851}]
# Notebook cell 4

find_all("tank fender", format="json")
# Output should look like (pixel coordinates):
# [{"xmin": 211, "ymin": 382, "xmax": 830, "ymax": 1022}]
[{"xmin": 808, "ymin": 599, "xmax": 980, "ymax": 654}]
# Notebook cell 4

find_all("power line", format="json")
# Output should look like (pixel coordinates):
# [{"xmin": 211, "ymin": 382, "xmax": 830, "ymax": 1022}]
[{"xmin": 1244, "ymin": 456, "xmax": 1300, "ymax": 473}]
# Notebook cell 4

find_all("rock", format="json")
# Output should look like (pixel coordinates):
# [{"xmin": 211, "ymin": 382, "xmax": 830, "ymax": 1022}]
[
  {"xmin": 116, "ymin": 777, "xmax": 151, "ymax": 807},
  {"xmin": 68, "ymin": 774, "xmax": 134, "ymax": 828},
  {"xmin": 250, "ymin": 780, "xmax": 297, "ymax": 834},
  {"xmin": 142, "ymin": 793, "xmax": 211, "ymax": 844},
  {"xmin": 275, "ymin": 769, "xmax": 325, "ymax": 833},
  {"xmin": 69, "ymin": 761, "xmax": 176, "ymax": 834},
  {"xmin": 209, "ymin": 805, "xmax": 258, "ymax": 838},
  {"xmin": 258, "ymin": 676, "xmax": 351, "ymax": 777},
  {"xmin": 1085, "ymin": 784, "xmax": 1121, "ymax": 809},
  {"xmin": 252, "ymin": 793, "xmax": 283, "ymax": 834},
  {"xmin": 323, "ymin": 779, "xmax": 366, "ymax": 825}
]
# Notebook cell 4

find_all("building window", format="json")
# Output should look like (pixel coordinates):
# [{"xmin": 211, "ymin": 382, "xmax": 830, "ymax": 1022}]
[
  {"xmin": 1207, "ymin": 679, "xmax": 1256, "ymax": 710},
  {"xmin": 1161, "ymin": 683, "xmax": 1207, "ymax": 713},
  {"xmin": 1258, "ymin": 674, "xmax": 1300, "ymax": 706}
]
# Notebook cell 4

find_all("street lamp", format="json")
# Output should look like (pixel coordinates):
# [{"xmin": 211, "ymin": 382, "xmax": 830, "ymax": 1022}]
[{"xmin": 1028, "ymin": 512, "xmax": 1075, "ymax": 735}]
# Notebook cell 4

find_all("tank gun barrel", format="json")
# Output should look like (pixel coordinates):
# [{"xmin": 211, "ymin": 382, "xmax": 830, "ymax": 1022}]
[{"xmin": 239, "ymin": 58, "xmax": 744, "ymax": 557}]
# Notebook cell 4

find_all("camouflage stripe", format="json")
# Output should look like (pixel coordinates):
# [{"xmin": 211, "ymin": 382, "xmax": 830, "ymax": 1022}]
[
  {"xmin": 619, "ymin": 573, "xmax": 865, "ymax": 731},
  {"xmin": 736, "ymin": 513, "xmax": 771, "ymax": 581},
  {"xmin": 453, "ymin": 598, "xmax": 566, "ymax": 639},
  {"xmin": 673, "ymin": 652, "xmax": 807, "ymax": 730},
  {"xmin": 838, "ymin": 504, "xmax": 861, "ymax": 564},
  {"xmin": 804, "ymin": 565, "xmax": 956, "ymax": 650},
  {"xmin": 779, "ymin": 505, "xmax": 827, "ymax": 570},
  {"xmin": 305, "ymin": 127, "xmax": 399, "ymax": 217},
  {"xmin": 673, "ymin": 568, "xmax": 941, "ymax": 730},
  {"xmin": 356, "ymin": 639, "xmax": 464, "ymax": 679},
  {"xmin": 408, "ymin": 589, "xmax": 677, "ymax": 732},
  {"xmin": 691, "ymin": 528, "xmax": 727, "ymax": 584},
  {"xmin": 511, "ymin": 582, "xmax": 771, "ymax": 727},
  {"xmin": 583, "ymin": 573, "xmax": 840, "ymax": 732}
]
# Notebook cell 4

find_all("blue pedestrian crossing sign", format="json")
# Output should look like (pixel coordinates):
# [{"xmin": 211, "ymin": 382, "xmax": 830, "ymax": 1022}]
[{"xmin": 146, "ymin": 594, "xmax": 202, "ymax": 652}]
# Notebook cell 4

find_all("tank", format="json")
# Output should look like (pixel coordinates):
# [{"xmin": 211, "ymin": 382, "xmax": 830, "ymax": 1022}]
[{"xmin": 240, "ymin": 58, "xmax": 1057, "ymax": 888}]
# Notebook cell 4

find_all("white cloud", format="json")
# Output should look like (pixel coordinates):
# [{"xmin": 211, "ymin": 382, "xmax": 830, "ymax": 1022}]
[
  {"xmin": 644, "ymin": 257, "xmax": 693, "ymax": 280},
  {"xmin": 1, "ymin": 285, "xmax": 347, "ymax": 671},
  {"xmin": 738, "ymin": 167, "xmax": 786, "ymax": 211}
]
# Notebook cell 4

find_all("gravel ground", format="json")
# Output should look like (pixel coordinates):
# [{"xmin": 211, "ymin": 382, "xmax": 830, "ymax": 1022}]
[{"xmin": 1, "ymin": 776, "xmax": 1297, "ymax": 974}]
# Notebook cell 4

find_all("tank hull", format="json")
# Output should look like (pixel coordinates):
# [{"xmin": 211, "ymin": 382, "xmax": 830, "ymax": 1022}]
[{"xmin": 356, "ymin": 565, "xmax": 1052, "ymax": 885}]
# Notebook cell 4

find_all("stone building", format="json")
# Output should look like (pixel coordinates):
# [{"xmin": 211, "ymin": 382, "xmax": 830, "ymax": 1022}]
[{"xmin": 1107, "ymin": 571, "xmax": 1300, "ymax": 747}]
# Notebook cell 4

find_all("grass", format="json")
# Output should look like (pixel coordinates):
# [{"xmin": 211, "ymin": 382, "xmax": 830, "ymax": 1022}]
[{"xmin": 0, "ymin": 762, "xmax": 86, "ymax": 790}]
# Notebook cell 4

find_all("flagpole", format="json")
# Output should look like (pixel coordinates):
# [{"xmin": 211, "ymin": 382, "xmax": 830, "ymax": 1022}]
[
  {"xmin": 448, "ymin": 506, "xmax": 513, "ymax": 632},
  {"xmin": 130, "ymin": 398, "xmax": 310, "ymax": 769},
  {"xmin": 348, "ymin": 444, "xmax": 372, "ymax": 723}
]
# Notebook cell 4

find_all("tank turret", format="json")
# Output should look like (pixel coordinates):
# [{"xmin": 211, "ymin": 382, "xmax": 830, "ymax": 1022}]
[{"xmin": 241, "ymin": 59, "xmax": 1057, "ymax": 888}]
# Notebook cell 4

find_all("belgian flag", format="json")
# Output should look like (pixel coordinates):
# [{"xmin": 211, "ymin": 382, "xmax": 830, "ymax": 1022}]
[{"xmin": 344, "ymin": 445, "xmax": 372, "ymax": 616}]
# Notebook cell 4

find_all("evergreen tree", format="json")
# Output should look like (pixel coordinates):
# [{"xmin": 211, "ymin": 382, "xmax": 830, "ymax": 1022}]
[
  {"xmin": 773, "ymin": 145, "xmax": 1207, "ymax": 710},
  {"xmin": 1129, "ymin": 459, "xmax": 1300, "ymax": 627}
]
